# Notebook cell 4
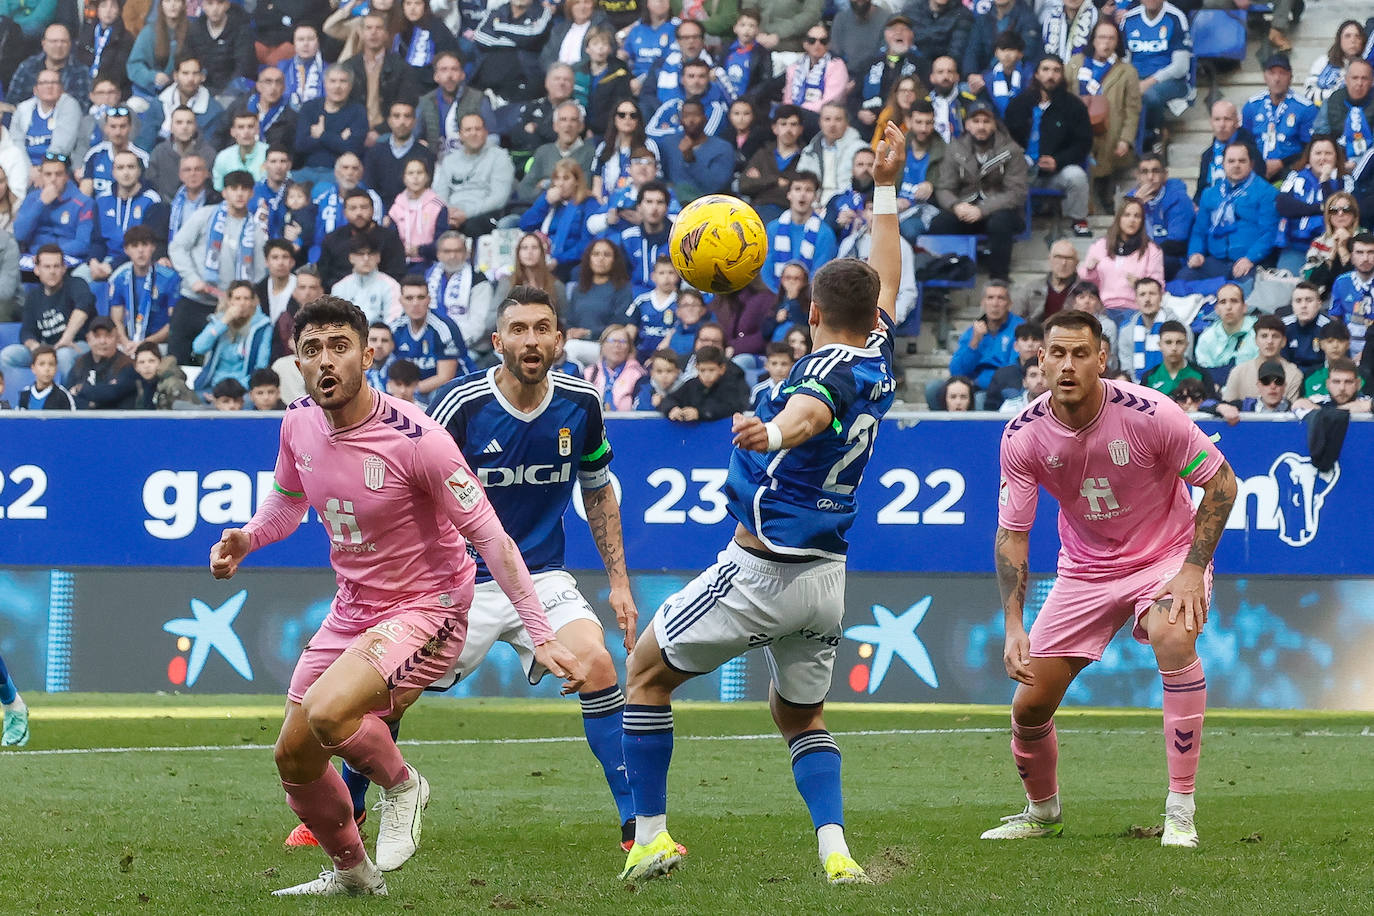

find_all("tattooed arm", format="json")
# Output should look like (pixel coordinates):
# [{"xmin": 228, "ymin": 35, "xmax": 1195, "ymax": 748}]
[
  {"xmin": 581, "ymin": 482, "xmax": 639, "ymax": 650},
  {"xmin": 1154, "ymin": 460, "xmax": 1238, "ymax": 633},
  {"xmin": 995, "ymin": 525, "xmax": 1034, "ymax": 684}
]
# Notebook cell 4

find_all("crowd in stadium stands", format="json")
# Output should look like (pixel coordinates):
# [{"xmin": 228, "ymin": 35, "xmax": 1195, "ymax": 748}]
[{"xmin": 0, "ymin": 0, "xmax": 1370, "ymax": 417}]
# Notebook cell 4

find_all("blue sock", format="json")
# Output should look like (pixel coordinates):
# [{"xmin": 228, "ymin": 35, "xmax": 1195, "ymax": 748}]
[
  {"xmin": 0, "ymin": 652, "xmax": 15, "ymax": 706},
  {"xmin": 621, "ymin": 704, "xmax": 674, "ymax": 819},
  {"xmin": 580, "ymin": 686, "xmax": 635, "ymax": 825},
  {"xmin": 789, "ymin": 730, "xmax": 844, "ymax": 830},
  {"xmin": 341, "ymin": 720, "xmax": 401, "ymax": 817}
]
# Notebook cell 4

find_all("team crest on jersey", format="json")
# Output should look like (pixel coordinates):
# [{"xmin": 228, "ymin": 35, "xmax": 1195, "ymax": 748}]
[
  {"xmin": 363, "ymin": 455, "xmax": 386, "ymax": 490},
  {"xmin": 558, "ymin": 427, "xmax": 572, "ymax": 457},
  {"xmin": 1108, "ymin": 439, "xmax": 1130, "ymax": 466},
  {"xmin": 1045, "ymin": 455, "xmax": 1063, "ymax": 469}
]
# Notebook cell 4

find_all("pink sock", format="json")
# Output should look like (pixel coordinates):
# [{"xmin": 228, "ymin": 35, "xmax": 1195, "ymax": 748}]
[
  {"xmin": 1161, "ymin": 658, "xmax": 1206, "ymax": 793},
  {"xmin": 325, "ymin": 713, "xmax": 409, "ymax": 789},
  {"xmin": 283, "ymin": 767, "xmax": 367, "ymax": 870},
  {"xmin": 1011, "ymin": 717, "xmax": 1059, "ymax": 803}
]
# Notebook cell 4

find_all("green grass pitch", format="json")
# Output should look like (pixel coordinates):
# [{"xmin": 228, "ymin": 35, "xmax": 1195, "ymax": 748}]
[{"xmin": 3, "ymin": 694, "xmax": 1372, "ymax": 914}]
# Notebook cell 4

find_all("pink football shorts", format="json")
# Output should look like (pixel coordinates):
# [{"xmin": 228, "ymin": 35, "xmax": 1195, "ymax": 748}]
[
  {"xmin": 1028, "ymin": 552, "xmax": 1213, "ymax": 660},
  {"xmin": 287, "ymin": 590, "xmax": 471, "ymax": 712}
]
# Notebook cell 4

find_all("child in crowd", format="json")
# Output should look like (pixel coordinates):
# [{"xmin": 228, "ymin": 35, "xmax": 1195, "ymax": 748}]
[
  {"xmin": 386, "ymin": 358, "xmax": 421, "ymax": 402},
  {"xmin": 660, "ymin": 345, "xmax": 751, "ymax": 422},
  {"xmin": 281, "ymin": 181, "xmax": 317, "ymax": 265},
  {"xmin": 660, "ymin": 288, "xmax": 711, "ymax": 359},
  {"xmin": 627, "ymin": 255, "xmax": 680, "ymax": 361},
  {"xmin": 1304, "ymin": 319, "xmax": 1352, "ymax": 397},
  {"xmin": 17, "ymin": 346, "xmax": 75, "ymax": 410},
  {"xmin": 211, "ymin": 377, "xmax": 247, "ymax": 411},
  {"xmin": 633, "ymin": 349, "xmax": 683, "ymax": 409},
  {"xmin": 388, "ymin": 159, "xmax": 447, "ymax": 269},
  {"xmin": 751, "ymin": 341, "xmax": 795, "ymax": 410},
  {"xmin": 249, "ymin": 367, "xmax": 287, "ymax": 410}
]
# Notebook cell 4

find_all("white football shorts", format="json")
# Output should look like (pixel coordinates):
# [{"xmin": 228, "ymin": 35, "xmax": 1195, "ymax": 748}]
[
  {"xmin": 652, "ymin": 540, "xmax": 846, "ymax": 706},
  {"xmin": 430, "ymin": 569, "xmax": 601, "ymax": 689}
]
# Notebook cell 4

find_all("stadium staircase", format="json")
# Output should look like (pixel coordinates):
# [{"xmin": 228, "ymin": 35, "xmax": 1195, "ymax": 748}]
[{"xmin": 898, "ymin": 0, "xmax": 1349, "ymax": 404}]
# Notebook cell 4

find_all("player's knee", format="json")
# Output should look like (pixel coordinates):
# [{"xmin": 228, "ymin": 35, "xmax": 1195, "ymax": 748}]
[
  {"xmin": 301, "ymin": 691, "xmax": 354, "ymax": 746},
  {"xmin": 1011, "ymin": 690, "xmax": 1057, "ymax": 728},
  {"xmin": 1147, "ymin": 610, "xmax": 1197, "ymax": 665},
  {"xmin": 770, "ymin": 695, "xmax": 824, "ymax": 738},
  {"xmin": 580, "ymin": 645, "xmax": 618, "ymax": 691}
]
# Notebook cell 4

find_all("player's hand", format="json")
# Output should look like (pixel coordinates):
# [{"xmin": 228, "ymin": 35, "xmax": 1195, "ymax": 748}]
[
  {"xmin": 1153, "ymin": 564, "xmax": 1209, "ymax": 633},
  {"xmin": 609, "ymin": 584, "xmax": 638, "ymax": 650},
  {"xmin": 873, "ymin": 120, "xmax": 904, "ymax": 187},
  {"xmin": 210, "ymin": 528, "xmax": 251, "ymax": 579},
  {"xmin": 731, "ymin": 412, "xmax": 769, "ymax": 451},
  {"xmin": 534, "ymin": 639, "xmax": 587, "ymax": 695},
  {"xmin": 1003, "ymin": 626, "xmax": 1034, "ymax": 685}
]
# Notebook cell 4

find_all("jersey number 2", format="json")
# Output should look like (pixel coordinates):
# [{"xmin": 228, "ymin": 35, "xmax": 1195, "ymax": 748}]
[{"xmin": 822, "ymin": 414, "xmax": 878, "ymax": 495}]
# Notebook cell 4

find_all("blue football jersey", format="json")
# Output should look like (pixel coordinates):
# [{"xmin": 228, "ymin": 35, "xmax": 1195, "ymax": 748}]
[
  {"xmin": 427, "ymin": 368, "xmax": 614, "ymax": 581},
  {"xmin": 1123, "ymin": 3, "xmax": 1190, "ymax": 81},
  {"xmin": 726, "ymin": 312, "xmax": 897, "ymax": 560},
  {"xmin": 392, "ymin": 312, "xmax": 474, "ymax": 380}
]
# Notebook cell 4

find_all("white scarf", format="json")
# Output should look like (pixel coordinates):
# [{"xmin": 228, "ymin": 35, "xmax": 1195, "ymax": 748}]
[{"xmin": 772, "ymin": 210, "xmax": 822, "ymax": 278}]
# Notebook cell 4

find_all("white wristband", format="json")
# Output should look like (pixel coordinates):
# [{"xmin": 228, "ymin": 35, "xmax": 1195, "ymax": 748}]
[
  {"xmin": 764, "ymin": 421, "xmax": 783, "ymax": 452},
  {"xmin": 873, "ymin": 185, "xmax": 897, "ymax": 215}
]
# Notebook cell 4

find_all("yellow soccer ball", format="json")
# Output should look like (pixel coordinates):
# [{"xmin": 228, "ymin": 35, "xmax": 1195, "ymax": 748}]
[{"xmin": 669, "ymin": 194, "xmax": 768, "ymax": 293}]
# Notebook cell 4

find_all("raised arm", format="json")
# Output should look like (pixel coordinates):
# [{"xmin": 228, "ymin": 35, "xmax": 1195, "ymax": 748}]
[
  {"xmin": 868, "ymin": 120, "xmax": 905, "ymax": 324},
  {"xmin": 580, "ymin": 482, "xmax": 638, "ymax": 649}
]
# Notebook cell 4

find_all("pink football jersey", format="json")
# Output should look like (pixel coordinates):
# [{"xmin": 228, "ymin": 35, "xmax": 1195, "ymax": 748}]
[
  {"xmin": 261, "ymin": 391, "xmax": 491, "ymax": 628},
  {"xmin": 997, "ymin": 380, "xmax": 1226, "ymax": 578}
]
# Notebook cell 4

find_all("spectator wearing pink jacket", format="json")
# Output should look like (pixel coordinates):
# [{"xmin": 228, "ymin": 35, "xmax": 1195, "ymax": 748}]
[
  {"xmin": 1078, "ymin": 198, "xmax": 1165, "ymax": 320},
  {"xmin": 783, "ymin": 24, "xmax": 849, "ymax": 116},
  {"xmin": 387, "ymin": 159, "xmax": 448, "ymax": 268},
  {"xmin": 583, "ymin": 323, "xmax": 648, "ymax": 410}
]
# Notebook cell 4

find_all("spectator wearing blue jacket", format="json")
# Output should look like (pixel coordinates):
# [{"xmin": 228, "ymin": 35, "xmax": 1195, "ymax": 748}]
[
  {"xmin": 962, "ymin": 0, "xmax": 1042, "ymax": 83},
  {"xmin": 191, "ymin": 280, "xmax": 274, "ymax": 398},
  {"xmin": 761, "ymin": 171, "xmax": 838, "ymax": 293},
  {"xmin": 659, "ymin": 101, "xmax": 735, "ymax": 200},
  {"xmin": 1124, "ymin": 152, "xmax": 1194, "ymax": 280},
  {"xmin": 14, "ymin": 153, "xmax": 95, "ymax": 268},
  {"xmin": 518, "ymin": 160, "xmax": 597, "ymax": 282},
  {"xmin": 1193, "ymin": 100, "xmax": 1263, "ymax": 204},
  {"xmin": 1178, "ymin": 142, "xmax": 1279, "ymax": 296},
  {"xmin": 1241, "ymin": 55, "xmax": 1317, "ymax": 181},
  {"xmin": 948, "ymin": 280, "xmax": 1025, "ymax": 392}
]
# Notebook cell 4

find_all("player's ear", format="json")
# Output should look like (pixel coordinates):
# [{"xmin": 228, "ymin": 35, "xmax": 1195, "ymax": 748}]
[
  {"xmin": 808, "ymin": 301, "xmax": 820, "ymax": 329},
  {"xmin": 362, "ymin": 343, "xmax": 374, "ymax": 370},
  {"xmin": 491, "ymin": 330, "xmax": 502, "ymax": 355}
]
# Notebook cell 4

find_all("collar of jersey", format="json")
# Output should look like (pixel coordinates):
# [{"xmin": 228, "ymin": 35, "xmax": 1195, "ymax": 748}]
[
  {"xmin": 1047, "ymin": 379, "xmax": 1108, "ymax": 435},
  {"xmin": 325, "ymin": 386, "xmax": 383, "ymax": 438},
  {"xmin": 811, "ymin": 341, "xmax": 880, "ymax": 358},
  {"xmin": 488, "ymin": 365, "xmax": 554, "ymax": 421}
]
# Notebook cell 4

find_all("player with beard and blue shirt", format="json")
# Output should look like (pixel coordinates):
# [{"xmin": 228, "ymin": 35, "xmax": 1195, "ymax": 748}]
[
  {"xmin": 617, "ymin": 121, "xmax": 906, "ymax": 889},
  {"xmin": 294, "ymin": 284, "xmax": 648, "ymax": 854}
]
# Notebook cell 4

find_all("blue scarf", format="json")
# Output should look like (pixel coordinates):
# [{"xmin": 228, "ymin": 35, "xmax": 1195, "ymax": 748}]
[
  {"xmin": 1077, "ymin": 57, "xmax": 1113, "ymax": 95},
  {"xmin": 771, "ymin": 210, "xmax": 823, "ymax": 279},
  {"xmin": 398, "ymin": 26, "xmax": 435, "ymax": 68},
  {"xmin": 1027, "ymin": 104, "xmax": 1045, "ymax": 163},
  {"xmin": 1130, "ymin": 314, "xmax": 1166, "ymax": 378},
  {"xmin": 254, "ymin": 178, "xmax": 289, "ymax": 237},
  {"xmin": 1207, "ymin": 137, "xmax": 1228, "ymax": 186},
  {"xmin": 1210, "ymin": 174, "xmax": 1254, "ymax": 235},
  {"xmin": 790, "ymin": 53, "xmax": 830, "ymax": 107},
  {"xmin": 990, "ymin": 65, "xmax": 1024, "ymax": 113},
  {"xmin": 314, "ymin": 183, "xmax": 345, "ymax": 236},
  {"xmin": 90, "ymin": 24, "xmax": 112, "ymax": 78},
  {"xmin": 284, "ymin": 54, "xmax": 324, "ymax": 108},
  {"xmin": 1279, "ymin": 168, "xmax": 1348, "ymax": 243},
  {"xmin": 169, "ymin": 187, "xmax": 207, "ymax": 239},
  {"xmin": 88, "ymin": 103, "xmax": 108, "ymax": 148},
  {"xmin": 248, "ymin": 93, "xmax": 287, "ymax": 140},
  {"xmin": 203, "ymin": 203, "xmax": 256, "ymax": 288},
  {"xmin": 124, "ymin": 266, "xmax": 161, "ymax": 342},
  {"xmin": 1343, "ymin": 103, "xmax": 1371, "ymax": 158},
  {"xmin": 1254, "ymin": 93, "xmax": 1296, "ymax": 159}
]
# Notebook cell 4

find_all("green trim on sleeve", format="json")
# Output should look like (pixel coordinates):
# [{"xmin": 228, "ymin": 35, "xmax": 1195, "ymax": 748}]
[
  {"xmin": 273, "ymin": 480, "xmax": 305, "ymax": 499},
  {"xmin": 1179, "ymin": 450, "xmax": 1208, "ymax": 479},
  {"xmin": 582, "ymin": 437, "xmax": 611, "ymax": 463}
]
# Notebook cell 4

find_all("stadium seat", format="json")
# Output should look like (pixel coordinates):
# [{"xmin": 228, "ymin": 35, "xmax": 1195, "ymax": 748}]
[
  {"xmin": 0, "ymin": 322, "xmax": 20, "ymax": 349},
  {"xmin": 1193, "ymin": 11, "xmax": 1248, "ymax": 108}
]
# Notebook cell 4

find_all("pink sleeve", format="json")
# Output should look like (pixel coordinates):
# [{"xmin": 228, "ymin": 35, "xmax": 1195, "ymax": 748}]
[
  {"xmin": 1158, "ymin": 398, "xmax": 1226, "ymax": 487},
  {"xmin": 824, "ymin": 61, "xmax": 848, "ymax": 104},
  {"xmin": 244, "ymin": 417, "xmax": 309, "ymax": 551},
  {"xmin": 411, "ymin": 430, "xmax": 555, "ymax": 645},
  {"xmin": 997, "ymin": 431, "xmax": 1040, "ymax": 531}
]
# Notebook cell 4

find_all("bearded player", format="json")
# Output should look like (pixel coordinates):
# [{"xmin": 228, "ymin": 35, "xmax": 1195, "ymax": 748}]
[
  {"xmin": 983, "ymin": 309, "xmax": 1237, "ymax": 848},
  {"xmin": 617, "ymin": 121, "xmax": 907, "ymax": 887},
  {"xmin": 210, "ymin": 296, "xmax": 584, "ymax": 897}
]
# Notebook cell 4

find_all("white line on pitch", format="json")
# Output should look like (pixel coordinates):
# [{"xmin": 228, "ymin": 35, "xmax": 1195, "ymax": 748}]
[{"xmin": 1, "ymin": 726, "xmax": 1369, "ymax": 758}]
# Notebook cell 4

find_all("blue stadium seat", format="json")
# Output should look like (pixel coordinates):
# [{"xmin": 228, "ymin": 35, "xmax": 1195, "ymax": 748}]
[
  {"xmin": 0, "ymin": 322, "xmax": 20, "ymax": 349},
  {"xmin": 1192, "ymin": 10, "xmax": 1248, "ymax": 61},
  {"xmin": 915, "ymin": 235, "xmax": 979, "ymax": 291}
]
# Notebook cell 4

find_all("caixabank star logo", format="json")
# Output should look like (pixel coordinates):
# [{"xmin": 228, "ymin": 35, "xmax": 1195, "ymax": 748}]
[
  {"xmin": 162, "ymin": 590, "xmax": 255, "ymax": 687},
  {"xmin": 843, "ymin": 597, "xmax": 938, "ymax": 695}
]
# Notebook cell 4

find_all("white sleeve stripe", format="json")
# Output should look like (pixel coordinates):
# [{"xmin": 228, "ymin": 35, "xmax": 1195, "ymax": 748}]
[{"xmin": 427, "ymin": 378, "xmax": 490, "ymax": 425}]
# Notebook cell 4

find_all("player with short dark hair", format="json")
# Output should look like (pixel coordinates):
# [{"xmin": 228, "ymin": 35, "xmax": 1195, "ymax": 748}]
[
  {"xmin": 985, "ymin": 308, "xmax": 1239, "ymax": 849},
  {"xmin": 210, "ymin": 295, "xmax": 584, "ymax": 897},
  {"xmin": 617, "ymin": 122, "xmax": 908, "ymax": 887}
]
